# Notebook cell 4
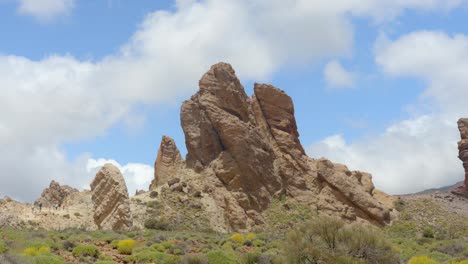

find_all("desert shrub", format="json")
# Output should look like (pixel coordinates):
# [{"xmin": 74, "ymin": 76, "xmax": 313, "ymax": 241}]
[
  {"xmin": 74, "ymin": 212, "xmax": 81, "ymax": 217},
  {"xmin": 126, "ymin": 250, "xmax": 179, "ymax": 264},
  {"xmin": 144, "ymin": 218, "xmax": 170, "ymax": 230},
  {"xmin": 161, "ymin": 241, "xmax": 174, "ymax": 249},
  {"xmin": 72, "ymin": 244, "xmax": 99, "ymax": 258},
  {"xmin": 435, "ymin": 240, "xmax": 466, "ymax": 256},
  {"xmin": 23, "ymin": 246, "xmax": 50, "ymax": 256},
  {"xmin": 230, "ymin": 233, "xmax": 245, "ymax": 244},
  {"xmin": 222, "ymin": 241, "xmax": 234, "ymax": 251},
  {"xmin": 147, "ymin": 201, "xmax": 162, "ymax": 209},
  {"xmin": 95, "ymin": 261, "xmax": 116, "ymax": 264},
  {"xmin": 283, "ymin": 216, "xmax": 400, "ymax": 264},
  {"xmin": 253, "ymin": 239, "xmax": 266, "ymax": 247},
  {"xmin": 151, "ymin": 243, "xmax": 166, "ymax": 252},
  {"xmin": 150, "ymin": 191, "xmax": 159, "ymax": 198},
  {"xmin": 205, "ymin": 251, "xmax": 237, "ymax": 264},
  {"xmin": 408, "ymin": 256, "xmax": 438, "ymax": 264},
  {"xmin": 27, "ymin": 253, "xmax": 66, "ymax": 264},
  {"xmin": 241, "ymin": 252, "xmax": 262, "ymax": 264},
  {"xmin": 246, "ymin": 233, "xmax": 257, "ymax": 241},
  {"xmin": 0, "ymin": 240, "xmax": 8, "ymax": 254},
  {"xmin": 180, "ymin": 254, "xmax": 209, "ymax": 264},
  {"xmin": 173, "ymin": 248, "xmax": 184, "ymax": 255},
  {"xmin": 423, "ymin": 228, "xmax": 435, "ymax": 238},
  {"xmin": 62, "ymin": 240, "xmax": 76, "ymax": 252},
  {"xmin": 117, "ymin": 239, "xmax": 136, "ymax": 255}
]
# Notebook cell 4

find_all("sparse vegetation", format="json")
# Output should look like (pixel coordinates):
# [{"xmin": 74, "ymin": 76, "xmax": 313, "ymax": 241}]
[{"xmin": 0, "ymin": 195, "xmax": 466, "ymax": 264}]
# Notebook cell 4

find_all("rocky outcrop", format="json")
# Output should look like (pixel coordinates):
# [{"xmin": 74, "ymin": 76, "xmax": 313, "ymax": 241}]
[
  {"xmin": 149, "ymin": 136, "xmax": 183, "ymax": 190},
  {"xmin": 35, "ymin": 180, "xmax": 78, "ymax": 207},
  {"xmin": 180, "ymin": 62, "xmax": 392, "ymax": 229},
  {"xmin": 452, "ymin": 118, "xmax": 468, "ymax": 198},
  {"xmin": 90, "ymin": 164, "xmax": 132, "ymax": 230}
]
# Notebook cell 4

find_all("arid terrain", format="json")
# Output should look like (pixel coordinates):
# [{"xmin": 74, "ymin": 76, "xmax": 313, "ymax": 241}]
[{"xmin": 0, "ymin": 63, "xmax": 467, "ymax": 264}]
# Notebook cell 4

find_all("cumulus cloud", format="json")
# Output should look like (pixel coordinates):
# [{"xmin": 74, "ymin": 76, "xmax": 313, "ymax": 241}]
[
  {"xmin": 1, "ymin": 0, "xmax": 465, "ymax": 201},
  {"xmin": 310, "ymin": 31, "xmax": 468, "ymax": 194},
  {"xmin": 17, "ymin": 0, "xmax": 75, "ymax": 22},
  {"xmin": 86, "ymin": 159, "xmax": 153, "ymax": 196},
  {"xmin": 324, "ymin": 60, "xmax": 355, "ymax": 89}
]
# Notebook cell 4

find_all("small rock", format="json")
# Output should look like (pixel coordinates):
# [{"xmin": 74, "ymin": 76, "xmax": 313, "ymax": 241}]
[
  {"xmin": 150, "ymin": 191, "xmax": 159, "ymax": 198},
  {"xmin": 171, "ymin": 183, "xmax": 184, "ymax": 192},
  {"xmin": 168, "ymin": 178, "xmax": 181, "ymax": 187}
]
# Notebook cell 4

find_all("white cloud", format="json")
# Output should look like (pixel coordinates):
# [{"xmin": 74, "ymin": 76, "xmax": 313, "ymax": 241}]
[
  {"xmin": 17, "ymin": 0, "xmax": 75, "ymax": 22},
  {"xmin": 324, "ymin": 60, "xmax": 355, "ymax": 88},
  {"xmin": 86, "ymin": 159, "xmax": 153, "ymax": 196},
  {"xmin": 1, "ymin": 1, "xmax": 465, "ymax": 201},
  {"xmin": 310, "ymin": 31, "xmax": 468, "ymax": 194}
]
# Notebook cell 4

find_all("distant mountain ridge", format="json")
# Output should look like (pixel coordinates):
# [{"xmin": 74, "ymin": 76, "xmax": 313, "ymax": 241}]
[{"xmin": 401, "ymin": 181, "xmax": 463, "ymax": 196}]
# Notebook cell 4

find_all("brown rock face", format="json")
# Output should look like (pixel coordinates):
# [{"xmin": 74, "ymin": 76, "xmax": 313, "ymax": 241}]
[
  {"xmin": 452, "ymin": 118, "xmax": 468, "ymax": 198},
  {"xmin": 90, "ymin": 164, "xmax": 132, "ymax": 230},
  {"xmin": 180, "ymin": 62, "xmax": 392, "ymax": 228},
  {"xmin": 149, "ymin": 136, "xmax": 183, "ymax": 190},
  {"xmin": 35, "ymin": 181, "xmax": 78, "ymax": 207}
]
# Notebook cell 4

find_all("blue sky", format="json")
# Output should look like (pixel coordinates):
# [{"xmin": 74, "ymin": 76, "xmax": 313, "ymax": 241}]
[{"xmin": 1, "ymin": 0, "xmax": 468, "ymax": 201}]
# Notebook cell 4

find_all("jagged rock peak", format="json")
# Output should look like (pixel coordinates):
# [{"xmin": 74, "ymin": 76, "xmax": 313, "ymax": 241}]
[
  {"xmin": 149, "ymin": 135, "xmax": 183, "ymax": 190},
  {"xmin": 178, "ymin": 62, "xmax": 393, "ymax": 229},
  {"xmin": 90, "ymin": 163, "xmax": 132, "ymax": 230},
  {"xmin": 452, "ymin": 118, "xmax": 468, "ymax": 198},
  {"xmin": 35, "ymin": 180, "xmax": 78, "ymax": 207}
]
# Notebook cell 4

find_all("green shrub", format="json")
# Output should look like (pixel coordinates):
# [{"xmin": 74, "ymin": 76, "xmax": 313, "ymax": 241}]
[
  {"xmin": 72, "ymin": 244, "xmax": 99, "ymax": 258},
  {"xmin": 117, "ymin": 239, "xmax": 136, "ymax": 255},
  {"xmin": 161, "ymin": 241, "xmax": 173, "ymax": 249},
  {"xmin": 0, "ymin": 240, "xmax": 8, "ymax": 254},
  {"xmin": 144, "ymin": 218, "xmax": 170, "ymax": 230},
  {"xmin": 31, "ymin": 254, "xmax": 66, "ymax": 264},
  {"xmin": 423, "ymin": 228, "xmax": 435, "ymax": 239},
  {"xmin": 126, "ymin": 250, "xmax": 179, "ymax": 264},
  {"xmin": 205, "ymin": 251, "xmax": 237, "ymax": 264},
  {"xmin": 408, "ymin": 256, "xmax": 438, "ymax": 264},
  {"xmin": 253, "ymin": 239, "xmax": 266, "ymax": 247},
  {"xmin": 181, "ymin": 254, "xmax": 209, "ymax": 264},
  {"xmin": 151, "ymin": 243, "xmax": 166, "ymax": 252},
  {"xmin": 95, "ymin": 261, "xmax": 117, "ymax": 264}
]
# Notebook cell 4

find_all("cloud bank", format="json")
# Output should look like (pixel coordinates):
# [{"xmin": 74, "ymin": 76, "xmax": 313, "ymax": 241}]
[{"xmin": 310, "ymin": 31, "xmax": 468, "ymax": 194}]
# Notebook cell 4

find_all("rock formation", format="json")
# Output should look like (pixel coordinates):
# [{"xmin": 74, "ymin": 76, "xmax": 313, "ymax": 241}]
[
  {"xmin": 452, "ymin": 118, "xmax": 468, "ymax": 198},
  {"xmin": 35, "ymin": 180, "xmax": 78, "ymax": 207},
  {"xmin": 149, "ymin": 136, "xmax": 183, "ymax": 190},
  {"xmin": 178, "ymin": 62, "xmax": 393, "ymax": 229},
  {"xmin": 90, "ymin": 164, "xmax": 132, "ymax": 230}
]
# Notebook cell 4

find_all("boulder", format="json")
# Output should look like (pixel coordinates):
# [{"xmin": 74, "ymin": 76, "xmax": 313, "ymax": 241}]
[
  {"xmin": 90, "ymin": 164, "xmax": 132, "ymax": 230},
  {"xmin": 150, "ymin": 136, "xmax": 183, "ymax": 190},
  {"xmin": 452, "ymin": 118, "xmax": 468, "ymax": 198}
]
